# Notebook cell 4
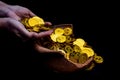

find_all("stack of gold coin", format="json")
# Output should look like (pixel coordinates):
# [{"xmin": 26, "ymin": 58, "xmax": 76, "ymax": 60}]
[
  {"xmin": 21, "ymin": 16, "xmax": 104, "ymax": 71},
  {"xmin": 21, "ymin": 16, "xmax": 51, "ymax": 32}
]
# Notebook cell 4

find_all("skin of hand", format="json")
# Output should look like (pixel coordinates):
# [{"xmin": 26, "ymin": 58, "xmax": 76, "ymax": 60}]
[{"xmin": 0, "ymin": 1, "xmax": 35, "ymax": 20}]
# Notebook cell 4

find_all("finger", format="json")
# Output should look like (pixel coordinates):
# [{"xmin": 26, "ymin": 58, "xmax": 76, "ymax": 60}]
[
  {"xmin": 8, "ymin": 19, "xmax": 36, "ymax": 39},
  {"xmin": 34, "ymin": 43, "xmax": 58, "ymax": 53},
  {"xmin": 37, "ymin": 29, "xmax": 53, "ymax": 38},
  {"xmin": 34, "ymin": 43, "xmax": 64, "ymax": 56},
  {"xmin": 0, "ymin": 7, "xmax": 20, "ymax": 20},
  {"xmin": 44, "ymin": 22, "xmax": 52, "ymax": 26},
  {"xmin": 7, "ymin": 11, "xmax": 21, "ymax": 20},
  {"xmin": 29, "ymin": 11, "xmax": 36, "ymax": 17}
]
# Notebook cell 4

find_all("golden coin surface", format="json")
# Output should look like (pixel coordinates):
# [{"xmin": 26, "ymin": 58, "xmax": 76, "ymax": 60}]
[
  {"xmin": 21, "ymin": 18, "xmax": 31, "ymax": 28},
  {"xmin": 54, "ymin": 28, "xmax": 64, "ymax": 35},
  {"xmin": 50, "ymin": 33, "xmax": 58, "ymax": 42},
  {"xmin": 73, "ymin": 38, "xmax": 85, "ymax": 48},
  {"xmin": 64, "ymin": 45, "xmax": 73, "ymax": 53},
  {"xmin": 31, "ymin": 16, "xmax": 45, "ymax": 25},
  {"xmin": 69, "ymin": 53, "xmax": 78, "ymax": 63},
  {"xmin": 73, "ymin": 52, "xmax": 81, "ymax": 61},
  {"xmin": 73, "ymin": 45, "xmax": 81, "ymax": 52},
  {"xmin": 33, "ymin": 26, "xmax": 40, "ymax": 32},
  {"xmin": 78, "ymin": 53, "xmax": 88, "ymax": 64},
  {"xmin": 94, "ymin": 55, "xmax": 103, "ymax": 63},
  {"xmin": 28, "ymin": 16, "xmax": 44, "ymax": 26},
  {"xmin": 56, "ymin": 35, "xmax": 66, "ymax": 43},
  {"xmin": 65, "ymin": 36, "xmax": 72, "ymax": 43},
  {"xmin": 63, "ymin": 27, "xmax": 72, "ymax": 36},
  {"xmin": 81, "ymin": 48, "xmax": 94, "ymax": 57},
  {"xmin": 50, "ymin": 45, "xmax": 58, "ymax": 51}
]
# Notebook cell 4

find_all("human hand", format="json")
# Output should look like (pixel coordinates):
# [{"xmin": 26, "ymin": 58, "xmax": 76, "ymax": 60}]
[
  {"xmin": 0, "ymin": 1, "xmax": 35, "ymax": 20},
  {"xmin": 0, "ymin": 1, "xmax": 52, "ymax": 41},
  {"xmin": 0, "ymin": 17, "xmax": 53, "ymax": 41},
  {"xmin": 8, "ymin": 5, "xmax": 36, "ymax": 20}
]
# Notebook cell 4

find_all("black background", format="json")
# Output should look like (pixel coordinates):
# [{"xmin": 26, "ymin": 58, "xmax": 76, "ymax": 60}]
[{"xmin": 1, "ymin": 0, "xmax": 117, "ymax": 79}]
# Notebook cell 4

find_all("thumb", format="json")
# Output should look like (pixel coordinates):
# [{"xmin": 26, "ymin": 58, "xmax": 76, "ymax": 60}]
[{"xmin": 37, "ymin": 29, "xmax": 53, "ymax": 38}]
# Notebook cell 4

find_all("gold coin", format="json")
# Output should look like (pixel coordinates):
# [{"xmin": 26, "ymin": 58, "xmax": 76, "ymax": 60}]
[
  {"xmin": 33, "ymin": 26, "xmax": 40, "ymax": 32},
  {"xmin": 54, "ymin": 28, "xmax": 64, "ymax": 35},
  {"xmin": 63, "ymin": 27, "xmax": 72, "ymax": 36},
  {"xmin": 28, "ymin": 16, "xmax": 45, "ymax": 26},
  {"xmin": 40, "ymin": 26, "xmax": 51, "ymax": 31},
  {"xmin": 73, "ymin": 45, "xmax": 81, "ymax": 52},
  {"xmin": 21, "ymin": 18, "xmax": 31, "ymax": 28},
  {"xmin": 50, "ymin": 33, "xmax": 58, "ymax": 42},
  {"xmin": 66, "ymin": 36, "xmax": 72, "ymax": 43},
  {"xmin": 73, "ymin": 38, "xmax": 85, "ymax": 48},
  {"xmin": 78, "ymin": 53, "xmax": 88, "ymax": 64},
  {"xmin": 50, "ymin": 45, "xmax": 58, "ymax": 51},
  {"xmin": 57, "ymin": 43, "xmax": 65, "ymax": 49},
  {"xmin": 64, "ymin": 45, "xmax": 73, "ymax": 53},
  {"xmin": 73, "ymin": 52, "xmax": 81, "ymax": 61},
  {"xmin": 56, "ymin": 35, "xmax": 66, "ymax": 43},
  {"xmin": 94, "ymin": 55, "xmax": 103, "ymax": 63},
  {"xmin": 31, "ymin": 16, "xmax": 45, "ymax": 25},
  {"xmin": 69, "ymin": 53, "xmax": 78, "ymax": 63},
  {"xmin": 81, "ymin": 48, "xmax": 94, "ymax": 57}
]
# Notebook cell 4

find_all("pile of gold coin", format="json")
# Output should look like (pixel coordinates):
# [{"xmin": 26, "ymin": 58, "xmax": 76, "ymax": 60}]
[
  {"xmin": 21, "ymin": 16, "xmax": 104, "ymax": 70},
  {"xmin": 21, "ymin": 16, "xmax": 52, "ymax": 32}
]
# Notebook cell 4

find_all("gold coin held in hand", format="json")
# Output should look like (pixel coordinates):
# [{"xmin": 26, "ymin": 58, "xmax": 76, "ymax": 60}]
[{"xmin": 28, "ymin": 16, "xmax": 45, "ymax": 26}]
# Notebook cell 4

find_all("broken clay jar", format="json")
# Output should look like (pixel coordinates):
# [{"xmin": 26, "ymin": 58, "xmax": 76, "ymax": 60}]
[{"xmin": 34, "ymin": 43, "xmax": 93, "ymax": 73}]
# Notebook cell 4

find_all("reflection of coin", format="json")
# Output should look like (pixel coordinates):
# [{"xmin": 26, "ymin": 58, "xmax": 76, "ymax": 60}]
[
  {"xmin": 94, "ymin": 55, "xmax": 103, "ymax": 63},
  {"xmin": 78, "ymin": 53, "xmax": 88, "ymax": 64},
  {"xmin": 64, "ymin": 27, "xmax": 72, "ymax": 36}
]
